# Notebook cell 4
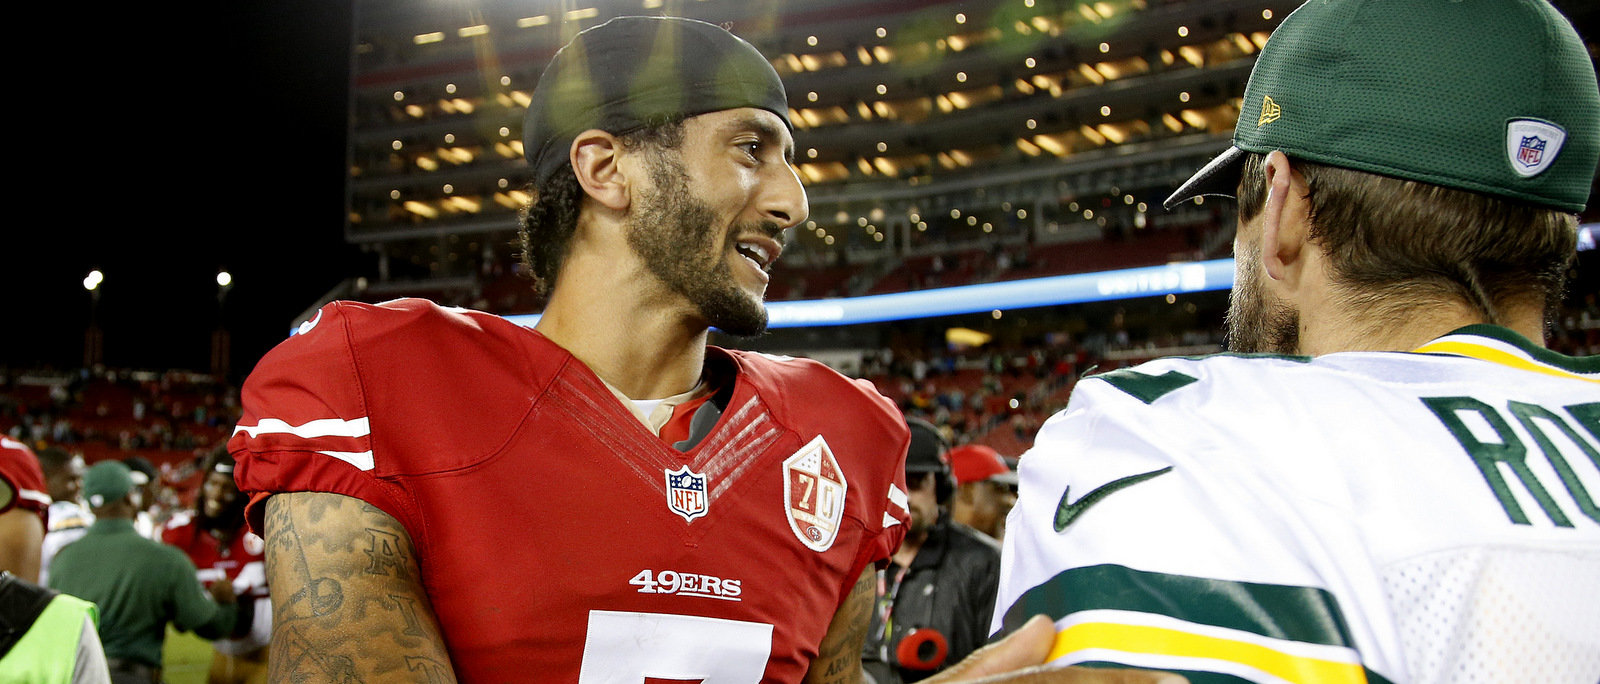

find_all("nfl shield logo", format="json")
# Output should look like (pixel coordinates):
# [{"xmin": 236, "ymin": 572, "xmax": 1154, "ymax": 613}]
[
  {"xmin": 783, "ymin": 435, "xmax": 849, "ymax": 552},
  {"xmin": 1505, "ymin": 119, "xmax": 1566, "ymax": 178},
  {"xmin": 665, "ymin": 465, "xmax": 709, "ymax": 522},
  {"xmin": 1517, "ymin": 135, "xmax": 1546, "ymax": 168}
]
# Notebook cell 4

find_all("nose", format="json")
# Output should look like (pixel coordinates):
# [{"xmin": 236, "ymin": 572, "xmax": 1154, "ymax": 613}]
[{"xmin": 759, "ymin": 162, "xmax": 809, "ymax": 230}]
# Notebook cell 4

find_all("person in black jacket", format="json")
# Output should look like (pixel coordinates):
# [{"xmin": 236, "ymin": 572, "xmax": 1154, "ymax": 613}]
[{"xmin": 863, "ymin": 418, "xmax": 1002, "ymax": 684}]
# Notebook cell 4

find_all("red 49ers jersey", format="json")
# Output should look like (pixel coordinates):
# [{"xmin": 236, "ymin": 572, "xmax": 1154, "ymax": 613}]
[
  {"xmin": 229, "ymin": 298, "xmax": 911, "ymax": 683},
  {"xmin": 162, "ymin": 512, "xmax": 272, "ymax": 652},
  {"xmin": 161, "ymin": 513, "xmax": 269, "ymax": 601},
  {"xmin": 0, "ymin": 437, "xmax": 49, "ymax": 524}
]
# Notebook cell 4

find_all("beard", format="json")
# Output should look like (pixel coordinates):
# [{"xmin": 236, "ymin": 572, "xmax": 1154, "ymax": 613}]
[
  {"xmin": 1224, "ymin": 239, "xmax": 1301, "ymax": 354},
  {"xmin": 626, "ymin": 152, "xmax": 774, "ymax": 338}
]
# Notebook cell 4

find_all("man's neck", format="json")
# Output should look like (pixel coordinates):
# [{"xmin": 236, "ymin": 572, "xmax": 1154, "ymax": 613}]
[
  {"xmin": 892, "ymin": 528, "xmax": 929, "ymax": 568},
  {"xmin": 1299, "ymin": 297, "xmax": 1544, "ymax": 356},
  {"xmin": 536, "ymin": 248, "xmax": 711, "ymax": 400}
]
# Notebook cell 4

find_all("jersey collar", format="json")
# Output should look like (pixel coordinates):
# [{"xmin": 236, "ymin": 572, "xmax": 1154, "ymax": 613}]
[{"xmin": 1412, "ymin": 324, "xmax": 1600, "ymax": 383}]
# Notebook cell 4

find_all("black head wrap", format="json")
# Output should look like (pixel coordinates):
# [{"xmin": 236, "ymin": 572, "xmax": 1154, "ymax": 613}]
[{"xmin": 523, "ymin": 16, "xmax": 792, "ymax": 185}]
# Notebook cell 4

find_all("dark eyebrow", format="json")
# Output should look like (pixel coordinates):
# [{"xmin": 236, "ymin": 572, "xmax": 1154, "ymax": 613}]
[{"xmin": 727, "ymin": 115, "xmax": 796, "ymax": 166}]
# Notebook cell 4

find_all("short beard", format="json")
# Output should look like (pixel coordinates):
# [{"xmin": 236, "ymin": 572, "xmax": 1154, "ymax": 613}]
[
  {"xmin": 626, "ymin": 151, "xmax": 771, "ymax": 338},
  {"xmin": 1224, "ymin": 240, "xmax": 1300, "ymax": 354}
]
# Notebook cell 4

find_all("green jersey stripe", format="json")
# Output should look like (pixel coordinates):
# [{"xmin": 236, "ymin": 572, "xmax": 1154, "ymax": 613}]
[
  {"xmin": 1001, "ymin": 563, "xmax": 1358, "ymax": 649},
  {"xmin": 1444, "ymin": 324, "xmax": 1600, "ymax": 375}
]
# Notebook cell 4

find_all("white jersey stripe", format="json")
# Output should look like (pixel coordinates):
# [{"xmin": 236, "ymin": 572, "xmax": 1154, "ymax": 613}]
[
  {"xmin": 316, "ymin": 450, "xmax": 376, "ymax": 472},
  {"xmin": 18, "ymin": 489, "xmax": 51, "ymax": 505},
  {"xmin": 1064, "ymin": 648, "xmax": 1313, "ymax": 684},
  {"xmin": 234, "ymin": 417, "xmax": 372, "ymax": 439},
  {"xmin": 886, "ymin": 483, "xmax": 908, "ymax": 512}
]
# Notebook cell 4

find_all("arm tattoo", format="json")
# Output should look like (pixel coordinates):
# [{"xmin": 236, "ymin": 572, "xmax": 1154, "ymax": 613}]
[
  {"xmin": 807, "ymin": 567, "xmax": 875, "ymax": 684},
  {"xmin": 264, "ymin": 493, "xmax": 457, "ymax": 683}
]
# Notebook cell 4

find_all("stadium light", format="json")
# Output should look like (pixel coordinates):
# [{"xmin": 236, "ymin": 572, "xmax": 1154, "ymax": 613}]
[
  {"xmin": 83, "ymin": 270, "xmax": 104, "ymax": 292},
  {"xmin": 288, "ymin": 260, "xmax": 1243, "ymax": 338},
  {"xmin": 491, "ymin": 259, "xmax": 1235, "ymax": 333},
  {"xmin": 217, "ymin": 271, "xmax": 233, "ymax": 288}
]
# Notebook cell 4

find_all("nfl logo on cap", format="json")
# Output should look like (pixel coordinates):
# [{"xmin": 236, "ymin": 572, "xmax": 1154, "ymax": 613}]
[
  {"xmin": 1505, "ymin": 119, "xmax": 1567, "ymax": 178},
  {"xmin": 665, "ymin": 465, "xmax": 708, "ymax": 522},
  {"xmin": 1518, "ymin": 135, "xmax": 1546, "ymax": 167}
]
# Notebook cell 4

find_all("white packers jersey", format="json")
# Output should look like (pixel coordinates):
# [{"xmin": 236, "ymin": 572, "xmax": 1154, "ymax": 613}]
[{"xmin": 994, "ymin": 325, "xmax": 1600, "ymax": 684}]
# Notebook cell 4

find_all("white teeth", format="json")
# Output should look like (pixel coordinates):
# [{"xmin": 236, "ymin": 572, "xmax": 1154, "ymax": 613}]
[{"xmin": 737, "ymin": 242, "xmax": 770, "ymax": 267}]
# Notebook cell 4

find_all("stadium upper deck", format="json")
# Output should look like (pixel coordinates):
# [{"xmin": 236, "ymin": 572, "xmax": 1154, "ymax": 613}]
[
  {"xmin": 329, "ymin": 0, "xmax": 1596, "ymax": 327},
  {"xmin": 333, "ymin": 0, "xmax": 1299, "ymax": 310}
]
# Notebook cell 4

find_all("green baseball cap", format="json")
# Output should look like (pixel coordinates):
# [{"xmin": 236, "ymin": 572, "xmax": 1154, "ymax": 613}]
[
  {"xmin": 83, "ymin": 460, "xmax": 134, "ymax": 508},
  {"xmin": 1165, "ymin": 0, "xmax": 1600, "ymax": 213}
]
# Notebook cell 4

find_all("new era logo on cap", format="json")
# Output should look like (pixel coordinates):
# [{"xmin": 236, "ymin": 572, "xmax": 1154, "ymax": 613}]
[
  {"xmin": 1258, "ymin": 95, "xmax": 1281, "ymax": 127},
  {"xmin": 1506, "ymin": 119, "xmax": 1567, "ymax": 178}
]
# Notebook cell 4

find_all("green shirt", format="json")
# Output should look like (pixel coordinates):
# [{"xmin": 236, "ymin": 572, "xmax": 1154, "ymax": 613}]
[{"xmin": 46, "ymin": 518, "xmax": 236, "ymax": 668}]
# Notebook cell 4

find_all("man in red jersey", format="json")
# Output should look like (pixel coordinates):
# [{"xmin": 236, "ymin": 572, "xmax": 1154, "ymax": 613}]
[
  {"xmin": 229, "ymin": 15, "xmax": 1181, "ymax": 684},
  {"xmin": 163, "ymin": 448, "xmax": 270, "ymax": 683},
  {"xmin": 0, "ymin": 437, "xmax": 48, "ymax": 582}
]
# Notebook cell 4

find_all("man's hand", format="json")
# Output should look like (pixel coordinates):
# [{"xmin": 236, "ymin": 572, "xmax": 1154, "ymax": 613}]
[
  {"xmin": 921, "ymin": 615, "xmax": 1186, "ymax": 684},
  {"xmin": 208, "ymin": 579, "xmax": 237, "ymax": 605}
]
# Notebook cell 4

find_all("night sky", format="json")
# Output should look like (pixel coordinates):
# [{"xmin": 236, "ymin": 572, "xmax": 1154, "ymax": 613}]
[{"xmin": 12, "ymin": 2, "xmax": 364, "ymax": 382}]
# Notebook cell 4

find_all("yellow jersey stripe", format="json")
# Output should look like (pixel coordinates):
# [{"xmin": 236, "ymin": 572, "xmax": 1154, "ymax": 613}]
[
  {"xmin": 1049, "ymin": 621, "xmax": 1368, "ymax": 684},
  {"xmin": 1413, "ymin": 340, "xmax": 1600, "ymax": 385}
]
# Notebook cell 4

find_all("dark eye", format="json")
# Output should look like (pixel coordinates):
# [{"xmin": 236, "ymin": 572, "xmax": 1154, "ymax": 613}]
[{"xmin": 741, "ymin": 141, "xmax": 762, "ymax": 160}]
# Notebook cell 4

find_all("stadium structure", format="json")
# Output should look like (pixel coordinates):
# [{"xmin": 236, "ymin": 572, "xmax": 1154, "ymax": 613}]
[
  {"xmin": 304, "ymin": 0, "xmax": 1598, "ymax": 454},
  {"xmin": 324, "ymin": 0, "xmax": 1302, "ymax": 346},
  {"xmin": 8, "ymin": 1, "xmax": 1594, "ymax": 475}
]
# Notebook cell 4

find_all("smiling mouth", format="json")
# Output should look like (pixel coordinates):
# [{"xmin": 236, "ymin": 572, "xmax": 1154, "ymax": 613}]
[{"xmin": 734, "ymin": 236, "xmax": 780, "ymax": 272}]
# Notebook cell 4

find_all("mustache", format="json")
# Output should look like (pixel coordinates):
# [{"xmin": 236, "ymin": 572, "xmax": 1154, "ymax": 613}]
[{"xmin": 739, "ymin": 220, "xmax": 785, "ymax": 242}]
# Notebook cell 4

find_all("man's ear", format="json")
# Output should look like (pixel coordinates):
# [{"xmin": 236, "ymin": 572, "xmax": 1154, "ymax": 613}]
[
  {"xmin": 1259, "ymin": 150, "xmax": 1309, "ymax": 283},
  {"xmin": 954, "ymin": 482, "xmax": 975, "ymax": 505},
  {"xmin": 570, "ymin": 129, "xmax": 630, "ymax": 212}
]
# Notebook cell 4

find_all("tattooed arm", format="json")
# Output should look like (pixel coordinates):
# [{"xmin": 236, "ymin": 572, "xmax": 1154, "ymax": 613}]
[
  {"xmin": 804, "ymin": 565, "xmax": 875, "ymax": 684},
  {"xmin": 262, "ymin": 491, "xmax": 458, "ymax": 684}
]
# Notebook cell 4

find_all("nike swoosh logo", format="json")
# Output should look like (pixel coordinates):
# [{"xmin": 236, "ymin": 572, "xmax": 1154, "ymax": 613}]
[{"xmin": 1054, "ymin": 466, "xmax": 1174, "ymax": 532}]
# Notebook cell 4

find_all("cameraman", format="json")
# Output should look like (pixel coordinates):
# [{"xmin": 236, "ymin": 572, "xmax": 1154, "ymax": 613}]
[{"xmin": 863, "ymin": 419, "xmax": 1001, "ymax": 683}]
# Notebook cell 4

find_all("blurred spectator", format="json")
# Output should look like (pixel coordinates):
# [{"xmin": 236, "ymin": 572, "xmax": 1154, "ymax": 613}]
[
  {"xmin": 946, "ymin": 445, "xmax": 1018, "ymax": 541},
  {"xmin": 0, "ymin": 437, "xmax": 48, "ymax": 582},
  {"xmin": 863, "ymin": 419, "xmax": 1002, "ymax": 683},
  {"xmin": 162, "ymin": 449, "xmax": 270, "ymax": 684},
  {"xmin": 35, "ymin": 447, "xmax": 91, "ymax": 586},
  {"xmin": 48, "ymin": 461, "xmax": 240, "ymax": 684},
  {"xmin": 119, "ymin": 457, "xmax": 161, "ymax": 540}
]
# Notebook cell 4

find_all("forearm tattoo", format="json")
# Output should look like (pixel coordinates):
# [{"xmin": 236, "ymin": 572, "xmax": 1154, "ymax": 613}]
[
  {"xmin": 264, "ymin": 493, "xmax": 455, "ymax": 683},
  {"xmin": 807, "ymin": 568, "xmax": 874, "ymax": 684}
]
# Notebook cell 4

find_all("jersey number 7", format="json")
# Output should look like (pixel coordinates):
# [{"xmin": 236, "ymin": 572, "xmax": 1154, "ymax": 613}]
[{"xmin": 579, "ymin": 610, "xmax": 774, "ymax": 683}]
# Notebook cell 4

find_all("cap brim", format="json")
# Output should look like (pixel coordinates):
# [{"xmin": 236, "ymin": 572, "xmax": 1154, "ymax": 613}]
[
  {"xmin": 1163, "ymin": 145, "xmax": 1246, "ymax": 210},
  {"xmin": 990, "ymin": 472, "xmax": 1019, "ymax": 486}
]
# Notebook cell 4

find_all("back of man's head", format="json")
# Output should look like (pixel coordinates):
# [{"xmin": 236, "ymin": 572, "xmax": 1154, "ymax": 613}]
[
  {"xmin": 34, "ymin": 446, "xmax": 74, "ymax": 475},
  {"xmin": 82, "ymin": 461, "xmax": 136, "ymax": 513},
  {"xmin": 1166, "ymin": 0, "xmax": 1599, "ymax": 324}
]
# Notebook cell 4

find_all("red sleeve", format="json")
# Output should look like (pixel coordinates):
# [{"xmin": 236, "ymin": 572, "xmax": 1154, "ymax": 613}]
[
  {"xmin": 854, "ymin": 380, "xmax": 910, "ymax": 571},
  {"xmin": 0, "ymin": 438, "xmax": 49, "ymax": 523},
  {"xmin": 227, "ymin": 302, "xmax": 410, "ymax": 537}
]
